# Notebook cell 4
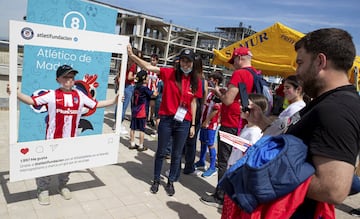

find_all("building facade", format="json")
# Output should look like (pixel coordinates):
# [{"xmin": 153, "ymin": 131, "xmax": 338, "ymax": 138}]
[{"xmin": 89, "ymin": 0, "xmax": 256, "ymax": 78}]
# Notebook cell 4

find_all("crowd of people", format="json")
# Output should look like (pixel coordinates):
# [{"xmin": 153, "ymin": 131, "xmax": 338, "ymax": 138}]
[
  {"xmin": 9, "ymin": 26, "xmax": 360, "ymax": 217},
  {"xmin": 217, "ymin": 28, "xmax": 360, "ymax": 218},
  {"xmin": 114, "ymin": 27, "xmax": 360, "ymax": 217},
  {"xmin": 124, "ymin": 27, "xmax": 360, "ymax": 218}
]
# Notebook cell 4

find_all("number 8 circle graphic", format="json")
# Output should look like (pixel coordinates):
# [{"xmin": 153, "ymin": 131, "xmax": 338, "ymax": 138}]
[{"xmin": 63, "ymin": 11, "xmax": 87, "ymax": 30}]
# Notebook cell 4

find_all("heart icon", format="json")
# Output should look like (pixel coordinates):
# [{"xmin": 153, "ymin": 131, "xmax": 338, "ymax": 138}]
[{"xmin": 20, "ymin": 148, "xmax": 29, "ymax": 155}]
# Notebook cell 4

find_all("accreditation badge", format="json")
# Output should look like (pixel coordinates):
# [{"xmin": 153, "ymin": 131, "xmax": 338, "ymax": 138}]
[{"xmin": 174, "ymin": 106, "xmax": 187, "ymax": 122}]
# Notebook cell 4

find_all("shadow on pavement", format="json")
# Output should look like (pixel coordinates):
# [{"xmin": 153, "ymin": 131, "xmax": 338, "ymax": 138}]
[
  {"xmin": 0, "ymin": 169, "xmax": 105, "ymax": 204},
  {"xmin": 167, "ymin": 201, "xmax": 207, "ymax": 219},
  {"xmin": 103, "ymin": 112, "xmax": 115, "ymax": 128},
  {"xmin": 118, "ymin": 135, "xmax": 217, "ymax": 199},
  {"xmin": 118, "ymin": 126, "xmax": 219, "ymax": 215},
  {"xmin": 336, "ymin": 203, "xmax": 355, "ymax": 215}
]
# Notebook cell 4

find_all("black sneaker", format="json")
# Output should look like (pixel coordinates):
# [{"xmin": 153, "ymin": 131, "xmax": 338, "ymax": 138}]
[
  {"xmin": 165, "ymin": 181, "xmax": 175, "ymax": 196},
  {"xmin": 350, "ymin": 208, "xmax": 360, "ymax": 217},
  {"xmin": 137, "ymin": 146, "xmax": 148, "ymax": 152},
  {"xmin": 150, "ymin": 180, "xmax": 160, "ymax": 194},
  {"xmin": 200, "ymin": 194, "xmax": 223, "ymax": 208},
  {"xmin": 128, "ymin": 145, "xmax": 139, "ymax": 150}
]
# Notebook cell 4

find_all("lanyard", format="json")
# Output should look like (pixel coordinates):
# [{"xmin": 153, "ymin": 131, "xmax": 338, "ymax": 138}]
[{"xmin": 180, "ymin": 76, "xmax": 191, "ymax": 106}]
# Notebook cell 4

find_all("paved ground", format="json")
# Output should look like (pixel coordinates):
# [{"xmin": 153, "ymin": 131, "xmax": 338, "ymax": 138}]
[
  {"xmin": 0, "ymin": 100, "xmax": 222, "ymax": 219},
  {"xmin": 0, "ymin": 92, "xmax": 360, "ymax": 218}
]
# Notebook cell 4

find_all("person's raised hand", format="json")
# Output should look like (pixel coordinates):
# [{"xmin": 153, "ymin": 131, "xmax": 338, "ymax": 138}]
[{"xmin": 127, "ymin": 44, "xmax": 134, "ymax": 57}]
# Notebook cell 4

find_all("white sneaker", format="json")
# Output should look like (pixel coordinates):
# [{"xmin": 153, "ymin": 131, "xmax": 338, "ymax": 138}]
[
  {"xmin": 120, "ymin": 125, "xmax": 128, "ymax": 135},
  {"xmin": 37, "ymin": 190, "xmax": 50, "ymax": 205},
  {"xmin": 150, "ymin": 131, "xmax": 157, "ymax": 138},
  {"xmin": 191, "ymin": 169, "xmax": 203, "ymax": 177},
  {"xmin": 58, "ymin": 186, "xmax": 72, "ymax": 200}
]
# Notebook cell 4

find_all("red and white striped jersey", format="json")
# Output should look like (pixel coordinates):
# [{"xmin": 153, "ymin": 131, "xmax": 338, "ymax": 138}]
[
  {"xmin": 147, "ymin": 71, "xmax": 159, "ymax": 90},
  {"xmin": 32, "ymin": 88, "xmax": 97, "ymax": 139},
  {"xmin": 201, "ymin": 91, "xmax": 221, "ymax": 130}
]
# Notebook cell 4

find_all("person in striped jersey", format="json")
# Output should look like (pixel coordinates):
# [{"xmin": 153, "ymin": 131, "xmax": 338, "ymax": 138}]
[{"xmin": 10, "ymin": 64, "xmax": 118, "ymax": 205}]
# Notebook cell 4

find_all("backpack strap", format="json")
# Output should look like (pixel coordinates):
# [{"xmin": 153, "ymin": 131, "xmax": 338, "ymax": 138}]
[
  {"xmin": 243, "ymin": 67, "xmax": 258, "ymax": 93},
  {"xmin": 243, "ymin": 67, "xmax": 258, "ymax": 76},
  {"xmin": 238, "ymin": 67, "xmax": 258, "ymax": 109}
]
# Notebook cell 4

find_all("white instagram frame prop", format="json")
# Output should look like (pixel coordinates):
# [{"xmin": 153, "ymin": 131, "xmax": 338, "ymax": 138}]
[{"xmin": 9, "ymin": 20, "xmax": 128, "ymax": 182}]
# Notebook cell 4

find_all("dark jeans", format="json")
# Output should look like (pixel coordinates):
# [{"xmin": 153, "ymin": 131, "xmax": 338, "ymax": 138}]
[
  {"xmin": 166, "ymin": 137, "xmax": 173, "ymax": 155},
  {"xmin": 183, "ymin": 99, "xmax": 202, "ymax": 174},
  {"xmin": 215, "ymin": 126, "xmax": 238, "ymax": 200},
  {"xmin": 183, "ymin": 122, "xmax": 201, "ymax": 173},
  {"xmin": 154, "ymin": 116, "xmax": 190, "ymax": 182}
]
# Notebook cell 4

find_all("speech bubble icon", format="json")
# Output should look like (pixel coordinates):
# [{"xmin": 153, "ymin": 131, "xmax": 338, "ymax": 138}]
[
  {"xmin": 36, "ymin": 146, "xmax": 44, "ymax": 153},
  {"xmin": 20, "ymin": 148, "xmax": 29, "ymax": 155}
]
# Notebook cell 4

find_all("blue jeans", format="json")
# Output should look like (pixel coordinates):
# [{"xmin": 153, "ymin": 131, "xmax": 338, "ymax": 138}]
[
  {"xmin": 122, "ymin": 85, "xmax": 134, "ymax": 121},
  {"xmin": 154, "ymin": 116, "xmax": 190, "ymax": 182}
]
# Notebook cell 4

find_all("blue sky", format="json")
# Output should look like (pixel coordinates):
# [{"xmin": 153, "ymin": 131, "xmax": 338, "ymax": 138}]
[{"xmin": 2, "ymin": 0, "xmax": 360, "ymax": 55}]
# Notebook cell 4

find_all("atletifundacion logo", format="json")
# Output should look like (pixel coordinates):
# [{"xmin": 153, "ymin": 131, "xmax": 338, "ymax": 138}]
[{"xmin": 21, "ymin": 27, "xmax": 34, "ymax": 40}]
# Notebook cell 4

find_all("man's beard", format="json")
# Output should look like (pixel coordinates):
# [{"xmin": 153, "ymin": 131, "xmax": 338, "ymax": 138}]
[{"xmin": 299, "ymin": 61, "xmax": 321, "ymax": 99}]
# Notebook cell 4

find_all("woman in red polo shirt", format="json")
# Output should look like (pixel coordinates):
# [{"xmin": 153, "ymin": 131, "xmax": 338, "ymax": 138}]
[{"xmin": 127, "ymin": 45, "xmax": 202, "ymax": 196}]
